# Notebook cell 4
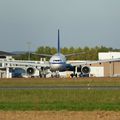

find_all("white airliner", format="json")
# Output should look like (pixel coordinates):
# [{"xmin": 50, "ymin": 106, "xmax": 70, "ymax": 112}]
[
  {"xmin": 34, "ymin": 30, "xmax": 78, "ymax": 72},
  {"xmin": 34, "ymin": 30, "xmax": 67, "ymax": 72},
  {"xmin": 32, "ymin": 29, "xmax": 92, "ymax": 77},
  {"xmin": 0, "ymin": 29, "xmax": 120, "ymax": 78}
]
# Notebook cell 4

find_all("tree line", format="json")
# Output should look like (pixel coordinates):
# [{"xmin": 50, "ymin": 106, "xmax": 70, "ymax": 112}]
[{"xmin": 14, "ymin": 46, "xmax": 120, "ymax": 61}]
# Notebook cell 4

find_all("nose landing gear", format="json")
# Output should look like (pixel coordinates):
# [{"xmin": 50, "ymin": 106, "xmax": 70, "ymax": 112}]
[{"xmin": 51, "ymin": 71, "xmax": 60, "ymax": 78}]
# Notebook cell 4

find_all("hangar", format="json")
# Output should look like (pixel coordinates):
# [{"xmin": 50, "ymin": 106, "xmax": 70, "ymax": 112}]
[{"xmin": 89, "ymin": 52, "xmax": 120, "ymax": 77}]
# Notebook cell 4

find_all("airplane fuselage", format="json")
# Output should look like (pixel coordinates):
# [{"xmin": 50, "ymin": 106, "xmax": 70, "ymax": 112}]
[{"xmin": 49, "ymin": 53, "xmax": 66, "ymax": 72}]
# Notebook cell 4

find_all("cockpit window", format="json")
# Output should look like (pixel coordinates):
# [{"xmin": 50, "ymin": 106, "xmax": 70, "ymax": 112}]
[{"xmin": 53, "ymin": 59, "xmax": 62, "ymax": 62}]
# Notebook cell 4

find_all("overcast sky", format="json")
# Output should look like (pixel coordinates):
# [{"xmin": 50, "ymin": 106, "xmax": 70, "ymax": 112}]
[{"xmin": 0, "ymin": 0, "xmax": 120, "ymax": 52}]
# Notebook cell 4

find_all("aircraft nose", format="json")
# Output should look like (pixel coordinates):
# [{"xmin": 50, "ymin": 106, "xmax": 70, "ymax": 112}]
[{"xmin": 50, "ymin": 64, "xmax": 66, "ymax": 72}]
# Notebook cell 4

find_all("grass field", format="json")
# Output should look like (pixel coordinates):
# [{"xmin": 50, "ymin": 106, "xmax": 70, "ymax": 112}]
[
  {"xmin": 0, "ymin": 77, "xmax": 120, "ymax": 86},
  {"xmin": 0, "ymin": 77, "xmax": 120, "ymax": 111}
]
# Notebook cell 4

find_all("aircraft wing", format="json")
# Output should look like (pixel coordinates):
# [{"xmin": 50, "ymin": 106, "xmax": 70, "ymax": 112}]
[
  {"xmin": 68, "ymin": 58, "xmax": 120, "ymax": 66},
  {"xmin": 64, "ymin": 52, "xmax": 85, "ymax": 57},
  {"xmin": 11, "ymin": 52, "xmax": 53, "ymax": 57}
]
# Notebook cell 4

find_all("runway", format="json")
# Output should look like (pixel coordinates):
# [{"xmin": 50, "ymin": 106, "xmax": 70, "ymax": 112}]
[{"xmin": 0, "ymin": 86, "xmax": 120, "ymax": 90}]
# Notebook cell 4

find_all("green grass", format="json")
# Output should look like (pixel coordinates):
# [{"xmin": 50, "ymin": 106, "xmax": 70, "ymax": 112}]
[
  {"xmin": 0, "ymin": 89, "xmax": 120, "ymax": 111},
  {"xmin": 0, "ymin": 78, "xmax": 120, "ymax": 111},
  {"xmin": 0, "ymin": 77, "xmax": 120, "ymax": 86}
]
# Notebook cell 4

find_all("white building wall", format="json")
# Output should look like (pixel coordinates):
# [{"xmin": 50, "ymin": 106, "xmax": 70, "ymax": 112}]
[
  {"xmin": 90, "ymin": 67, "xmax": 104, "ymax": 77},
  {"xmin": 99, "ymin": 52, "xmax": 120, "ymax": 60}
]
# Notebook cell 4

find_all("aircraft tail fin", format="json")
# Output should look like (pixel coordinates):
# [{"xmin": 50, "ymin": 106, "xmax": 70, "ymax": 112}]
[{"xmin": 57, "ymin": 29, "xmax": 60, "ymax": 54}]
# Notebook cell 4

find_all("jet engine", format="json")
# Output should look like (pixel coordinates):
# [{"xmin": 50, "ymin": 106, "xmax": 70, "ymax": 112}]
[
  {"xmin": 26, "ymin": 67, "xmax": 35, "ymax": 75},
  {"xmin": 81, "ymin": 66, "xmax": 90, "ymax": 74}
]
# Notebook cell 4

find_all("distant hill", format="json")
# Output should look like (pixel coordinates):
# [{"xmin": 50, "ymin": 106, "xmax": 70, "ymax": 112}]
[
  {"xmin": 11, "ymin": 51, "xmax": 27, "ymax": 55},
  {"xmin": 0, "ymin": 51, "xmax": 13, "ymax": 56}
]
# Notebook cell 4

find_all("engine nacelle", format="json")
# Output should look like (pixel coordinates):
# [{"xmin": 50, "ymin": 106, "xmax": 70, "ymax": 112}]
[
  {"xmin": 81, "ymin": 66, "xmax": 90, "ymax": 74},
  {"xmin": 26, "ymin": 67, "xmax": 35, "ymax": 75}
]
